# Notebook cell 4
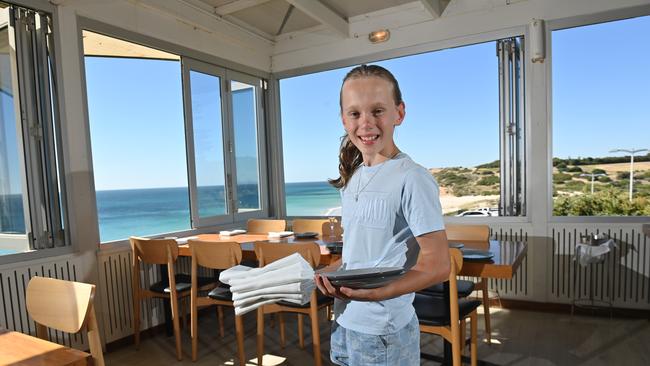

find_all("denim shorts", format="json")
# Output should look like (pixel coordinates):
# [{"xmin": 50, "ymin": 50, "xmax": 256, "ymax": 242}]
[{"xmin": 330, "ymin": 314, "xmax": 420, "ymax": 366}]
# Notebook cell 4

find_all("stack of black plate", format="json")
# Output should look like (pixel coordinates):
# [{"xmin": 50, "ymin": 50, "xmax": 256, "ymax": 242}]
[{"xmin": 321, "ymin": 267, "xmax": 405, "ymax": 289}]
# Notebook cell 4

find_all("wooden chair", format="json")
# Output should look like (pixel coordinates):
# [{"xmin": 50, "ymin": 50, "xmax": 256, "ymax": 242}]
[
  {"xmin": 130, "ymin": 237, "xmax": 215, "ymax": 360},
  {"xmin": 254, "ymin": 241, "xmax": 332, "ymax": 366},
  {"xmin": 292, "ymin": 218, "xmax": 342, "ymax": 237},
  {"xmin": 247, "ymin": 218, "xmax": 286, "ymax": 234},
  {"xmin": 414, "ymin": 249, "xmax": 479, "ymax": 366},
  {"xmin": 189, "ymin": 240, "xmax": 246, "ymax": 365},
  {"xmin": 445, "ymin": 224, "xmax": 494, "ymax": 344},
  {"xmin": 26, "ymin": 276, "xmax": 105, "ymax": 366}
]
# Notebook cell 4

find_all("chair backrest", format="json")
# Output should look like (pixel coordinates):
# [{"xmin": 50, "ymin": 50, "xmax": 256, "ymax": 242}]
[
  {"xmin": 292, "ymin": 218, "xmax": 342, "ymax": 236},
  {"xmin": 254, "ymin": 242, "xmax": 320, "ymax": 268},
  {"xmin": 189, "ymin": 240, "xmax": 242, "ymax": 270},
  {"xmin": 247, "ymin": 219, "xmax": 286, "ymax": 234},
  {"xmin": 26, "ymin": 276, "xmax": 105, "ymax": 366},
  {"xmin": 130, "ymin": 237, "xmax": 179, "ymax": 265},
  {"xmin": 445, "ymin": 224, "xmax": 490, "ymax": 248}
]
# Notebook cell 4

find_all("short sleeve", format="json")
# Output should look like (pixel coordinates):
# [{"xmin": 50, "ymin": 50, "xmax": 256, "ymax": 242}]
[{"xmin": 401, "ymin": 167, "xmax": 445, "ymax": 237}]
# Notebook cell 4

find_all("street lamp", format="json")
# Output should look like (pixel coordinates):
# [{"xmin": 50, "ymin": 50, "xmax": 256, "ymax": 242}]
[
  {"xmin": 609, "ymin": 148, "xmax": 649, "ymax": 201},
  {"xmin": 580, "ymin": 173, "xmax": 607, "ymax": 194}
]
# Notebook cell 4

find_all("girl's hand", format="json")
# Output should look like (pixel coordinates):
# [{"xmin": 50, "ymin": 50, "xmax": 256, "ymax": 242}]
[{"xmin": 315, "ymin": 274, "xmax": 385, "ymax": 301}]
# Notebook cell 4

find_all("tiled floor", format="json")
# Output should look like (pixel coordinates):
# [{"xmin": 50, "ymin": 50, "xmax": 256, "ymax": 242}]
[{"xmin": 105, "ymin": 306, "xmax": 650, "ymax": 365}]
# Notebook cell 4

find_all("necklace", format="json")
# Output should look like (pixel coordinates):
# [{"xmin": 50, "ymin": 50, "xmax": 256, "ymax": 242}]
[{"xmin": 354, "ymin": 150, "xmax": 400, "ymax": 202}]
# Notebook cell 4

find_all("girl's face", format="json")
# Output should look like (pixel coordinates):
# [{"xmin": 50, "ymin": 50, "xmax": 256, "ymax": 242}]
[{"xmin": 340, "ymin": 76, "xmax": 405, "ymax": 165}]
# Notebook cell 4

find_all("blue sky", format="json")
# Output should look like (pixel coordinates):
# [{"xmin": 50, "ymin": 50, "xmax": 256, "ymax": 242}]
[{"xmin": 33, "ymin": 14, "xmax": 650, "ymax": 191}]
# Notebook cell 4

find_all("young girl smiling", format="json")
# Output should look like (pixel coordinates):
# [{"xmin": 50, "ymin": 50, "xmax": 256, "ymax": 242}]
[{"xmin": 315, "ymin": 64, "xmax": 451, "ymax": 365}]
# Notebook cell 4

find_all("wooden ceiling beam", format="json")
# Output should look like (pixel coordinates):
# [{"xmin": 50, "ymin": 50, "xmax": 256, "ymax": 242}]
[
  {"xmin": 419, "ymin": 0, "xmax": 449, "ymax": 19},
  {"xmin": 215, "ymin": 0, "xmax": 273, "ymax": 15},
  {"xmin": 285, "ymin": 0, "xmax": 349, "ymax": 37}
]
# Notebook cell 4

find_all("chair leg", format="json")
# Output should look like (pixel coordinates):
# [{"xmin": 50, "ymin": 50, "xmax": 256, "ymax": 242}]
[
  {"xmin": 235, "ymin": 315, "xmax": 246, "ymax": 366},
  {"xmin": 133, "ymin": 295, "xmax": 141, "ymax": 349},
  {"xmin": 191, "ymin": 299, "xmax": 198, "ymax": 362},
  {"xmin": 170, "ymin": 296, "xmax": 183, "ymax": 361},
  {"xmin": 470, "ymin": 311, "xmax": 478, "ymax": 366},
  {"xmin": 460, "ymin": 319, "xmax": 466, "ymax": 355},
  {"xmin": 218, "ymin": 306, "xmax": 225, "ymax": 338},
  {"xmin": 310, "ymin": 304, "xmax": 322, "ymax": 366},
  {"xmin": 279, "ymin": 313, "xmax": 286, "ymax": 348},
  {"xmin": 257, "ymin": 308, "xmax": 264, "ymax": 366},
  {"xmin": 298, "ymin": 314, "xmax": 305, "ymax": 349},
  {"xmin": 480, "ymin": 281, "xmax": 492, "ymax": 344}
]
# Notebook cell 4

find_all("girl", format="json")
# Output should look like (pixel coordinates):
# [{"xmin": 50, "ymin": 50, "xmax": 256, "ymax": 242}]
[{"xmin": 315, "ymin": 64, "xmax": 451, "ymax": 366}]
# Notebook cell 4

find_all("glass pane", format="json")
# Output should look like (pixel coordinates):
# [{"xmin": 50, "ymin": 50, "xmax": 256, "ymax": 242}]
[
  {"xmin": 84, "ymin": 31, "xmax": 189, "ymax": 242},
  {"xmin": 280, "ymin": 41, "xmax": 499, "ymax": 217},
  {"xmin": 231, "ymin": 80, "xmax": 261, "ymax": 212},
  {"xmin": 190, "ymin": 70, "xmax": 227, "ymax": 217},
  {"xmin": 0, "ymin": 26, "xmax": 26, "ymax": 238},
  {"xmin": 552, "ymin": 16, "xmax": 650, "ymax": 216}
]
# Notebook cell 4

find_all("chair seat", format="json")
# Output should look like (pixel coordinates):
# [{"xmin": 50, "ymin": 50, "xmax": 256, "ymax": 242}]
[
  {"xmin": 207, "ymin": 286, "xmax": 233, "ymax": 301},
  {"xmin": 419, "ymin": 280, "xmax": 475, "ymax": 298},
  {"xmin": 277, "ymin": 291, "xmax": 333, "ymax": 308},
  {"xmin": 150, "ymin": 274, "xmax": 216, "ymax": 294},
  {"xmin": 413, "ymin": 293, "xmax": 481, "ymax": 327}
]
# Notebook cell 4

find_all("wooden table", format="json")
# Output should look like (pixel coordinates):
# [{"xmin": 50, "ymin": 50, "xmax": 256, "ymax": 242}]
[
  {"xmin": 458, "ymin": 240, "xmax": 528, "ymax": 278},
  {"xmin": 0, "ymin": 329, "xmax": 90, "ymax": 366},
  {"xmin": 177, "ymin": 234, "xmax": 341, "ymax": 265}
]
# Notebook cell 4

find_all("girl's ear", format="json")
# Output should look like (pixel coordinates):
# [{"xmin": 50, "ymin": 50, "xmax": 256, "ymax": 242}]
[{"xmin": 394, "ymin": 102, "xmax": 406, "ymax": 126}]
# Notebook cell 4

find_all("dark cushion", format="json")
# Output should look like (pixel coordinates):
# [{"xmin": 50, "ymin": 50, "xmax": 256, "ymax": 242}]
[
  {"xmin": 413, "ymin": 293, "xmax": 481, "ymax": 327},
  {"xmin": 149, "ymin": 274, "xmax": 216, "ymax": 294},
  {"xmin": 419, "ymin": 280, "xmax": 475, "ymax": 298},
  {"xmin": 208, "ymin": 286, "xmax": 233, "ymax": 301},
  {"xmin": 277, "ymin": 291, "xmax": 333, "ymax": 308}
]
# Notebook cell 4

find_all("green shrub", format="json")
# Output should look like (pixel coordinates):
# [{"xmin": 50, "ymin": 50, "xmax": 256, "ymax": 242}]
[
  {"xmin": 553, "ymin": 189, "xmax": 650, "ymax": 216},
  {"xmin": 591, "ymin": 168, "xmax": 606, "ymax": 174},
  {"xmin": 566, "ymin": 166, "xmax": 583, "ymax": 173},
  {"xmin": 617, "ymin": 172, "xmax": 630, "ymax": 179},
  {"xmin": 564, "ymin": 180, "xmax": 586, "ymax": 191},
  {"xmin": 477, "ymin": 176, "xmax": 500, "ymax": 186},
  {"xmin": 597, "ymin": 176, "xmax": 612, "ymax": 183},
  {"xmin": 553, "ymin": 173, "xmax": 572, "ymax": 183}
]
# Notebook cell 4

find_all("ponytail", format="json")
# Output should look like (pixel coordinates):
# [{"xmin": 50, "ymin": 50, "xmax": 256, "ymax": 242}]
[{"xmin": 328, "ymin": 134, "xmax": 363, "ymax": 189}]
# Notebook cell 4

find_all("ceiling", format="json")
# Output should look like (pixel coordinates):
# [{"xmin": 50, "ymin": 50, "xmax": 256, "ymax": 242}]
[{"xmin": 185, "ymin": 0, "xmax": 449, "ymax": 40}]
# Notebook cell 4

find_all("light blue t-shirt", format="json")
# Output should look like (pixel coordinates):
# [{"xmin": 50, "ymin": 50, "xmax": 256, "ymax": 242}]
[{"xmin": 334, "ymin": 153, "xmax": 444, "ymax": 335}]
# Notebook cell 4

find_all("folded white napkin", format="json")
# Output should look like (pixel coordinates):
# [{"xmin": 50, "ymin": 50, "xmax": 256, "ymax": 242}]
[
  {"xmin": 234, "ymin": 291, "xmax": 312, "ymax": 308},
  {"xmin": 219, "ymin": 253, "xmax": 308, "ymax": 284},
  {"xmin": 234, "ymin": 298, "xmax": 280, "ymax": 316},
  {"xmin": 231, "ymin": 279, "xmax": 315, "ymax": 302},
  {"xmin": 268, "ymin": 231, "xmax": 293, "ymax": 238},
  {"xmin": 229, "ymin": 261, "xmax": 314, "ymax": 293},
  {"xmin": 175, "ymin": 236, "xmax": 198, "ymax": 245},
  {"xmin": 219, "ymin": 229, "xmax": 246, "ymax": 236}
]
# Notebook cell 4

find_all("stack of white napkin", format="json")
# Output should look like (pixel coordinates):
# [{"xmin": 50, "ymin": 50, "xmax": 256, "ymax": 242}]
[
  {"xmin": 219, "ymin": 253, "xmax": 315, "ymax": 315},
  {"xmin": 268, "ymin": 231, "xmax": 293, "ymax": 238},
  {"xmin": 219, "ymin": 229, "xmax": 246, "ymax": 236}
]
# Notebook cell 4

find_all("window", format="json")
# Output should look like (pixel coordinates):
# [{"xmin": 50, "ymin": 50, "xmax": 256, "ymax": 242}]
[
  {"xmin": 552, "ymin": 15, "xmax": 650, "ymax": 217},
  {"xmin": 280, "ymin": 37, "xmax": 525, "ymax": 217},
  {"xmin": 0, "ymin": 4, "xmax": 65, "ymax": 256},
  {"xmin": 83, "ymin": 32, "xmax": 269, "ymax": 242}
]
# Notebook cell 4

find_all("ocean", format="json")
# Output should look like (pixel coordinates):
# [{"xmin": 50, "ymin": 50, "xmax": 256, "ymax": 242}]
[{"xmin": 1, "ymin": 182, "xmax": 340, "ymax": 243}]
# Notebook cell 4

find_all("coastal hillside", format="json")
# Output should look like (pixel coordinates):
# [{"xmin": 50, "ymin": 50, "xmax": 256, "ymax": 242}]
[{"xmin": 429, "ymin": 154, "xmax": 650, "ymax": 216}]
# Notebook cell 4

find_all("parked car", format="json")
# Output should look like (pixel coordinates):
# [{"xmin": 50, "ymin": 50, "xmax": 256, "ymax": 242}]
[{"xmin": 456, "ymin": 210, "xmax": 490, "ymax": 217}]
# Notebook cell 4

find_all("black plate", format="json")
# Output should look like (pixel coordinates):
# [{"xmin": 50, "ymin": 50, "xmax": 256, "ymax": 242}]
[
  {"xmin": 295, "ymin": 231, "xmax": 319, "ymax": 239},
  {"xmin": 329, "ymin": 274, "xmax": 404, "ymax": 289},
  {"xmin": 461, "ymin": 249, "xmax": 494, "ymax": 261},
  {"xmin": 449, "ymin": 242, "xmax": 465, "ymax": 249},
  {"xmin": 325, "ymin": 242, "xmax": 343, "ymax": 254},
  {"xmin": 322, "ymin": 267, "xmax": 404, "ymax": 281}
]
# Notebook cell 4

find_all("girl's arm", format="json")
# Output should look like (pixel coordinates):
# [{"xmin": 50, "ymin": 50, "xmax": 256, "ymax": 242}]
[{"xmin": 316, "ymin": 230, "xmax": 450, "ymax": 301}]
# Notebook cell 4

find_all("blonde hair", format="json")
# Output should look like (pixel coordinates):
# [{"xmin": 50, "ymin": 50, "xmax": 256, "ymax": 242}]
[{"xmin": 329, "ymin": 65, "xmax": 403, "ymax": 189}]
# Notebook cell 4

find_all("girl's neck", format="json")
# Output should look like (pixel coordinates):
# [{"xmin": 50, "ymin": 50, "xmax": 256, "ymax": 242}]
[{"xmin": 362, "ymin": 146, "xmax": 400, "ymax": 167}]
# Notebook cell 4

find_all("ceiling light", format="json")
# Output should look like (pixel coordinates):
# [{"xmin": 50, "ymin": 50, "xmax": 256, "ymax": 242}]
[{"xmin": 368, "ymin": 29, "xmax": 390, "ymax": 44}]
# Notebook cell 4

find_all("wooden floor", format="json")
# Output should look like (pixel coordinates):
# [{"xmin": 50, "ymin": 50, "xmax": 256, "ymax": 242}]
[{"xmin": 105, "ymin": 306, "xmax": 650, "ymax": 366}]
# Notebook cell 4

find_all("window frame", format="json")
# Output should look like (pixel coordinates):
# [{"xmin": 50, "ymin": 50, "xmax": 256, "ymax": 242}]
[
  {"xmin": 76, "ymin": 19, "xmax": 274, "ymax": 247},
  {"xmin": 0, "ymin": 2, "xmax": 70, "ymax": 265},
  {"xmin": 274, "ymin": 26, "xmax": 532, "ymax": 224},
  {"xmin": 547, "ymin": 5, "xmax": 650, "ymax": 223}
]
